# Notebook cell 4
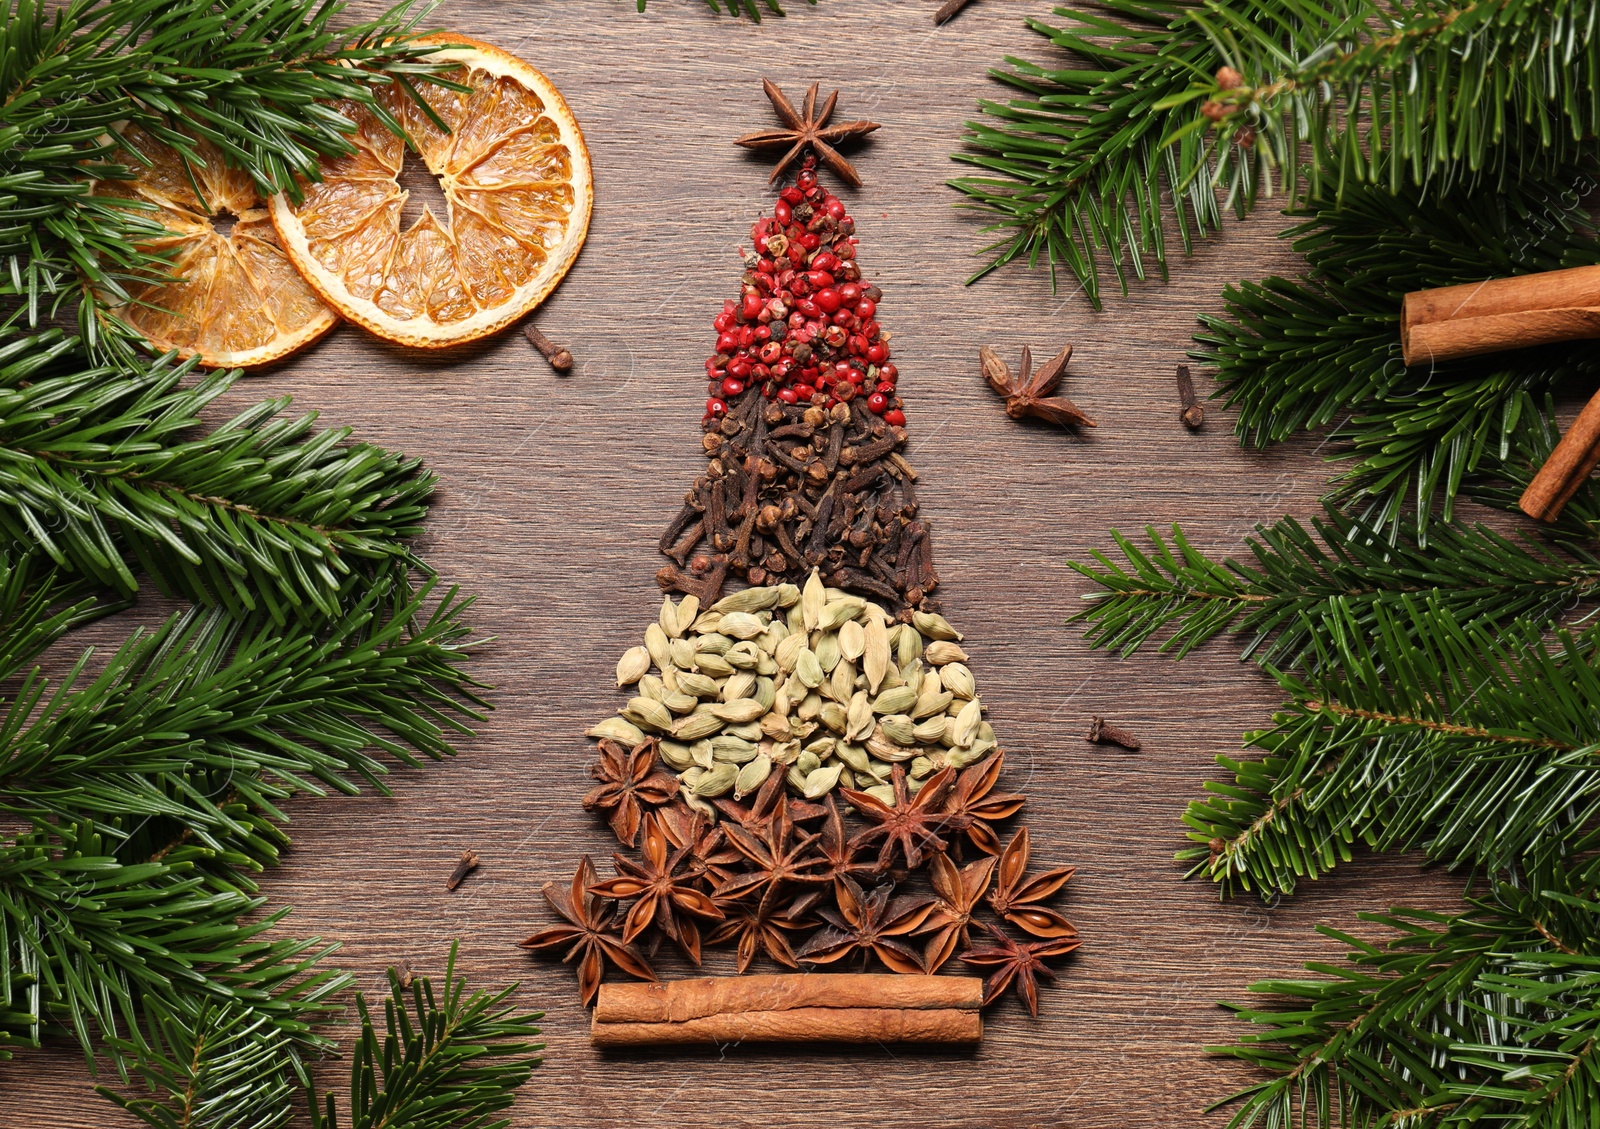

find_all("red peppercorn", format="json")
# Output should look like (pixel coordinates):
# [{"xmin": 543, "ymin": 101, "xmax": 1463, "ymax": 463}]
[
  {"xmin": 781, "ymin": 186, "xmax": 803, "ymax": 204},
  {"xmin": 794, "ymin": 383, "xmax": 816, "ymax": 401},
  {"xmin": 807, "ymin": 270, "xmax": 834, "ymax": 289},
  {"xmin": 862, "ymin": 320, "xmax": 881, "ymax": 340},
  {"xmin": 751, "ymin": 363, "xmax": 771, "ymax": 381},
  {"xmin": 722, "ymin": 377, "xmax": 746, "ymax": 397},
  {"xmin": 884, "ymin": 408, "xmax": 905, "ymax": 426},
  {"xmin": 875, "ymin": 381, "xmax": 895, "ymax": 395},
  {"xmin": 777, "ymin": 387, "xmax": 799, "ymax": 404},
  {"xmin": 839, "ymin": 283, "xmax": 861, "ymax": 304},
  {"xmin": 759, "ymin": 341, "xmax": 782, "ymax": 364},
  {"xmin": 714, "ymin": 312, "xmax": 734, "ymax": 332},
  {"xmin": 708, "ymin": 398, "xmax": 729, "ymax": 417},
  {"xmin": 847, "ymin": 334, "xmax": 866, "ymax": 356},
  {"xmin": 753, "ymin": 324, "xmax": 771, "ymax": 342},
  {"xmin": 855, "ymin": 298, "xmax": 876, "ymax": 319},
  {"xmin": 866, "ymin": 343, "xmax": 889, "ymax": 364},
  {"xmin": 866, "ymin": 391, "xmax": 888, "ymax": 414},
  {"xmin": 799, "ymin": 232, "xmax": 821, "ymax": 252},
  {"xmin": 826, "ymin": 197, "xmax": 847, "ymax": 220},
  {"xmin": 879, "ymin": 363, "xmax": 897, "ymax": 382},
  {"xmin": 815, "ymin": 288, "xmax": 842, "ymax": 313},
  {"xmin": 716, "ymin": 332, "xmax": 738, "ymax": 354},
  {"xmin": 798, "ymin": 169, "xmax": 817, "ymax": 191},
  {"xmin": 741, "ymin": 293, "xmax": 763, "ymax": 321},
  {"xmin": 728, "ymin": 359, "xmax": 751, "ymax": 379},
  {"xmin": 834, "ymin": 242, "xmax": 855, "ymax": 260},
  {"xmin": 844, "ymin": 368, "xmax": 865, "ymax": 385},
  {"xmin": 774, "ymin": 199, "xmax": 793, "ymax": 225}
]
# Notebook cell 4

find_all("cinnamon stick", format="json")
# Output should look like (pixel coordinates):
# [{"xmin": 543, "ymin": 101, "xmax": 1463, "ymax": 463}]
[
  {"xmin": 595, "ymin": 972, "xmax": 981, "ymax": 1023},
  {"xmin": 1401, "ymin": 265, "xmax": 1600, "ymax": 366},
  {"xmin": 1520, "ymin": 390, "xmax": 1600, "ymax": 522},
  {"xmin": 591, "ymin": 974, "xmax": 984, "ymax": 1047},
  {"xmin": 591, "ymin": 1006, "xmax": 981, "ymax": 1047}
]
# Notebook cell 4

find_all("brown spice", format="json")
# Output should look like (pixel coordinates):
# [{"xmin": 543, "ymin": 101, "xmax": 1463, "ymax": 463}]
[
  {"xmin": 523, "ymin": 322, "xmax": 573, "ymax": 372},
  {"xmin": 1087, "ymin": 716, "xmax": 1141, "ymax": 751},
  {"xmin": 933, "ymin": 0, "xmax": 975, "ymax": 22},
  {"xmin": 446, "ymin": 849, "xmax": 480, "ymax": 891},
  {"xmin": 979, "ymin": 344, "xmax": 1097, "ymax": 429},
  {"xmin": 1176, "ymin": 364, "xmax": 1205, "ymax": 429},
  {"xmin": 735, "ymin": 79, "xmax": 881, "ymax": 187}
]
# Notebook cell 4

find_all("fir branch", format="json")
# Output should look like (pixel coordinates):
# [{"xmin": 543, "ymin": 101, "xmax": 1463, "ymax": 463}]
[
  {"xmin": 0, "ymin": 550, "xmax": 125, "ymax": 681},
  {"xmin": 1183, "ymin": 602, "xmax": 1600, "ymax": 897},
  {"xmin": 950, "ymin": 1, "xmax": 1228, "ymax": 308},
  {"xmin": 1195, "ymin": 168, "xmax": 1600, "ymax": 533},
  {"xmin": 1072, "ymin": 504, "xmax": 1600, "ymax": 669},
  {"xmin": 1184, "ymin": 0, "xmax": 1600, "ymax": 207},
  {"xmin": 1, "ymin": 332, "xmax": 435, "ymax": 622},
  {"xmin": 1213, "ymin": 853, "xmax": 1600, "ymax": 1128},
  {"xmin": 0, "ymin": 563, "xmax": 487, "ymax": 871},
  {"xmin": 309, "ymin": 943, "xmax": 542, "ymax": 1129}
]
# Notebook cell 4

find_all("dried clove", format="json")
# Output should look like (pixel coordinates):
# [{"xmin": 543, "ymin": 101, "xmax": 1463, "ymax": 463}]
[
  {"xmin": 1176, "ymin": 365, "xmax": 1204, "ymax": 429},
  {"xmin": 1086, "ymin": 717, "xmax": 1141, "ymax": 752},
  {"xmin": 446, "ymin": 848, "xmax": 481, "ymax": 890},
  {"xmin": 523, "ymin": 322, "xmax": 573, "ymax": 372}
]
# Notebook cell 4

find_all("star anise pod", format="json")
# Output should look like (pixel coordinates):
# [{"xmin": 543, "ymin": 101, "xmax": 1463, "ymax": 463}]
[
  {"xmin": 803, "ymin": 795, "xmax": 878, "ymax": 893},
  {"xmin": 714, "ymin": 813, "xmax": 825, "ymax": 904},
  {"xmin": 960, "ymin": 922, "xmax": 1080, "ymax": 1016},
  {"xmin": 988, "ymin": 826, "xmax": 1078, "ymax": 939},
  {"xmin": 582, "ymin": 737, "xmax": 678, "ymax": 847},
  {"xmin": 588, "ymin": 814, "xmax": 724, "ymax": 964},
  {"xmin": 979, "ymin": 344, "xmax": 1096, "ymax": 429},
  {"xmin": 714, "ymin": 768, "xmax": 824, "ymax": 833},
  {"xmin": 707, "ymin": 888, "xmax": 822, "ymax": 972},
  {"xmin": 795, "ymin": 875, "xmax": 934, "ymax": 974},
  {"xmin": 843, "ymin": 764, "xmax": 955, "ymax": 871},
  {"xmin": 520, "ymin": 855, "xmax": 656, "ymax": 1006},
  {"xmin": 940, "ymin": 751, "xmax": 1026, "ymax": 856},
  {"xmin": 918, "ymin": 851, "xmax": 997, "ymax": 973},
  {"xmin": 735, "ymin": 78, "xmax": 881, "ymax": 187},
  {"xmin": 656, "ymin": 799, "xmax": 744, "ymax": 886}
]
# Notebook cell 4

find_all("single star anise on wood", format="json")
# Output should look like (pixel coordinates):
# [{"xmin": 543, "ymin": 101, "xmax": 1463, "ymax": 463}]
[
  {"xmin": 583, "ymin": 737, "xmax": 678, "ymax": 847},
  {"xmin": 843, "ymin": 764, "xmax": 955, "ymax": 871},
  {"xmin": 979, "ymin": 344, "xmax": 1097, "ymax": 429},
  {"xmin": 918, "ymin": 851, "xmax": 997, "ymax": 973},
  {"xmin": 735, "ymin": 78, "xmax": 881, "ymax": 188},
  {"xmin": 940, "ymin": 750, "xmax": 1026, "ymax": 856},
  {"xmin": 796, "ymin": 875, "xmax": 935, "ymax": 974},
  {"xmin": 960, "ymin": 922, "xmax": 1080, "ymax": 1016},
  {"xmin": 520, "ymin": 855, "xmax": 656, "ymax": 1006},
  {"xmin": 657, "ymin": 800, "xmax": 745, "ymax": 886},
  {"xmin": 588, "ymin": 814, "xmax": 724, "ymax": 964},
  {"xmin": 708, "ymin": 888, "xmax": 822, "ymax": 973},
  {"xmin": 988, "ymin": 826, "xmax": 1078, "ymax": 939}
]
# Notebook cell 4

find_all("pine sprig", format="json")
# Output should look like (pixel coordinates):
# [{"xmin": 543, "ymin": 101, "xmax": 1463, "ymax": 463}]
[
  {"xmin": 1072, "ymin": 504, "xmax": 1600, "ymax": 669},
  {"xmin": 1183, "ymin": 602, "xmax": 1600, "ymax": 897},
  {"xmin": 950, "ymin": 1, "xmax": 1227, "ymax": 308},
  {"xmin": 309, "ymin": 943, "xmax": 542, "ymax": 1129},
  {"xmin": 2, "ymin": 332, "xmax": 435, "ymax": 623}
]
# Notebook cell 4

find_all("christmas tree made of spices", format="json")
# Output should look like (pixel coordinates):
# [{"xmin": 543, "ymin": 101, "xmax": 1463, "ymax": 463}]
[{"xmin": 525, "ymin": 82, "xmax": 1079, "ymax": 1039}]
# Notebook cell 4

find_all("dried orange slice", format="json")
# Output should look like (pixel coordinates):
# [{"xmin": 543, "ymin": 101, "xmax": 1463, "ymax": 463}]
[
  {"xmin": 95, "ymin": 126, "xmax": 339, "ymax": 368},
  {"xmin": 268, "ymin": 34, "xmax": 592, "ymax": 349}
]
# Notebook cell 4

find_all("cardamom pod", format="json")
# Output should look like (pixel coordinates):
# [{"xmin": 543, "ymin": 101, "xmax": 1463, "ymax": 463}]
[
  {"xmin": 615, "ymin": 646, "xmax": 652, "ymax": 687},
  {"xmin": 689, "ymin": 611, "xmax": 722, "ymax": 633},
  {"xmin": 677, "ymin": 671, "xmax": 720, "ymax": 699},
  {"xmin": 863, "ymin": 614, "xmax": 890, "ymax": 694},
  {"xmin": 814, "ymin": 630, "xmax": 841, "ymax": 672},
  {"xmin": 721, "ymin": 671, "xmax": 757, "ymax": 702},
  {"xmin": 820, "ymin": 701, "xmax": 848, "ymax": 734},
  {"xmin": 676, "ymin": 595, "xmax": 701, "ymax": 629},
  {"xmin": 871, "ymin": 685, "xmax": 918, "ymax": 716},
  {"xmin": 863, "ymin": 783, "xmax": 896, "ymax": 805},
  {"xmin": 894, "ymin": 623, "xmax": 924, "ymax": 667},
  {"xmin": 694, "ymin": 653, "xmax": 735, "ymax": 678},
  {"xmin": 669, "ymin": 637, "xmax": 697, "ymax": 669},
  {"xmin": 951, "ymin": 697, "xmax": 984, "ymax": 747},
  {"xmin": 645, "ymin": 622, "xmax": 671, "ymax": 668},
  {"xmin": 658, "ymin": 740, "xmax": 695, "ymax": 771},
  {"xmin": 838, "ymin": 620, "xmax": 865, "ymax": 661},
  {"xmin": 719, "ymin": 611, "xmax": 767, "ymax": 640},
  {"xmin": 801, "ymin": 569, "xmax": 826, "ymax": 631},
  {"xmin": 672, "ymin": 711, "xmax": 725, "ymax": 741},
  {"xmin": 775, "ymin": 583, "xmax": 801, "ymax": 608},
  {"xmin": 622, "ymin": 696, "xmax": 673, "ymax": 733},
  {"xmin": 866, "ymin": 732, "xmax": 917, "ymax": 762},
  {"xmin": 690, "ymin": 739, "xmax": 715, "ymax": 769},
  {"xmin": 734, "ymin": 755, "xmax": 773, "ymax": 798},
  {"xmin": 759, "ymin": 711, "xmax": 792, "ymax": 740},
  {"xmin": 802, "ymin": 763, "xmax": 843, "ymax": 799},
  {"xmin": 913, "ymin": 716, "xmax": 949, "ymax": 744},
  {"xmin": 711, "ymin": 735, "xmax": 758, "ymax": 764},
  {"xmin": 878, "ymin": 714, "xmax": 917, "ymax": 746},
  {"xmin": 587, "ymin": 717, "xmax": 647, "ymax": 745},
  {"xmin": 912, "ymin": 610, "xmax": 963, "ymax": 642},
  {"xmin": 712, "ymin": 698, "xmax": 767, "ymax": 723},
  {"xmin": 775, "ymin": 631, "xmax": 807, "ymax": 672},
  {"xmin": 795, "ymin": 750, "xmax": 822, "ymax": 776},
  {"xmin": 693, "ymin": 762, "xmax": 738, "ymax": 797},
  {"xmin": 660, "ymin": 596, "xmax": 684, "ymax": 640},
  {"xmin": 637, "ymin": 674, "xmax": 665, "ymax": 702},
  {"xmin": 818, "ymin": 596, "xmax": 866, "ymax": 632},
  {"xmin": 661, "ymin": 691, "xmax": 700, "ymax": 715},
  {"xmin": 794, "ymin": 648, "xmax": 824, "ymax": 688},
  {"xmin": 924, "ymin": 640, "xmax": 970, "ymax": 666},
  {"xmin": 912, "ymin": 689, "xmax": 953, "ymax": 720},
  {"xmin": 846, "ymin": 692, "xmax": 875, "ymax": 742},
  {"xmin": 713, "ymin": 586, "xmax": 781, "ymax": 614},
  {"xmin": 753, "ymin": 676, "xmax": 776, "ymax": 712},
  {"xmin": 829, "ymin": 657, "xmax": 855, "ymax": 704},
  {"xmin": 941, "ymin": 662, "xmax": 976, "ymax": 700},
  {"xmin": 834, "ymin": 741, "xmax": 872, "ymax": 774}
]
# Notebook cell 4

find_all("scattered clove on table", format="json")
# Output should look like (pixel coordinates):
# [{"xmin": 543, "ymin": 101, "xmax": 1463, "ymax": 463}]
[
  {"xmin": 524, "ymin": 322, "xmax": 573, "ymax": 372},
  {"xmin": 1176, "ymin": 365, "xmax": 1204, "ymax": 429},
  {"xmin": 446, "ymin": 848, "xmax": 481, "ymax": 890},
  {"xmin": 1087, "ymin": 717, "xmax": 1141, "ymax": 752}
]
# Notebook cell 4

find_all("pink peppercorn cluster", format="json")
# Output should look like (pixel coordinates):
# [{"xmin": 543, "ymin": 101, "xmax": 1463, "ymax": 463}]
[{"xmin": 703, "ymin": 159, "xmax": 903, "ymax": 427}]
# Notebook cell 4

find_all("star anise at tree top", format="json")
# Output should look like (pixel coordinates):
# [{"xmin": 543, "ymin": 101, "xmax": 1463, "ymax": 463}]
[
  {"xmin": 588, "ymin": 814, "xmax": 724, "ymax": 964},
  {"xmin": 582, "ymin": 737, "xmax": 678, "ymax": 847},
  {"xmin": 960, "ymin": 922, "xmax": 1080, "ymax": 1016},
  {"xmin": 979, "ymin": 344, "xmax": 1097, "ymax": 430},
  {"xmin": 735, "ymin": 78, "xmax": 881, "ymax": 187},
  {"xmin": 519, "ymin": 855, "xmax": 655, "ymax": 1006}
]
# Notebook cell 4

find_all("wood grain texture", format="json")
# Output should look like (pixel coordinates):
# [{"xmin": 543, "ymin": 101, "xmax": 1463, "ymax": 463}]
[{"xmin": 2, "ymin": 2, "xmax": 1466, "ymax": 1125}]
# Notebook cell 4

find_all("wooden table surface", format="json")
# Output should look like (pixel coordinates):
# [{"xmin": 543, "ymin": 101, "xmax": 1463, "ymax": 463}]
[{"xmin": 4, "ymin": 2, "xmax": 1465, "ymax": 1125}]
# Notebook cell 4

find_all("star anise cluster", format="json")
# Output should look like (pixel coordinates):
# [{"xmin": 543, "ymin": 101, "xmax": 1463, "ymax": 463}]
[{"xmin": 524, "ymin": 741, "xmax": 1080, "ymax": 1015}]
